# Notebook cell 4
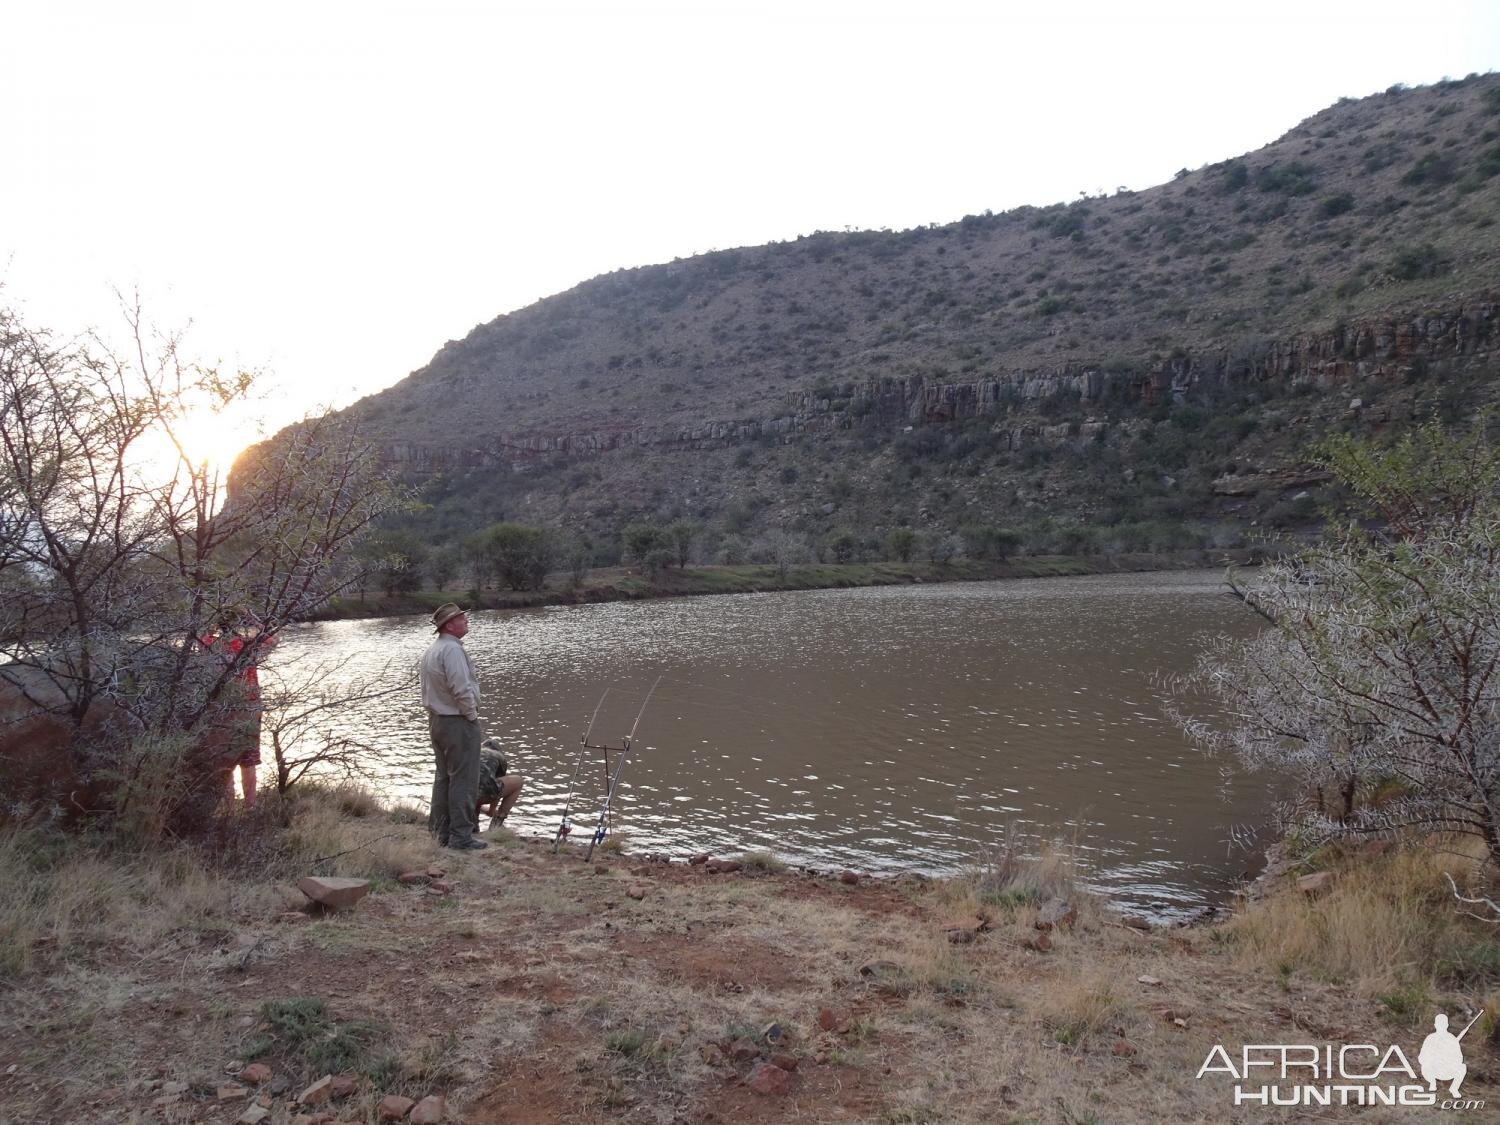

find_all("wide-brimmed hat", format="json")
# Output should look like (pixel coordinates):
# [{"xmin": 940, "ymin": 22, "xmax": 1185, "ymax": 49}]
[{"xmin": 431, "ymin": 603, "xmax": 466, "ymax": 631}]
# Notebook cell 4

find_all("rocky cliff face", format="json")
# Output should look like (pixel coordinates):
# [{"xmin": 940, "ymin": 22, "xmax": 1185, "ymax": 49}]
[{"xmin": 381, "ymin": 293, "xmax": 1499, "ymax": 474}]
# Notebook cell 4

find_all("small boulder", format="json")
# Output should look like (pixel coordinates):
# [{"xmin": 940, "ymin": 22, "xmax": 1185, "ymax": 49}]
[
  {"xmin": 816, "ymin": 1008, "xmax": 839, "ymax": 1032},
  {"xmin": 594, "ymin": 863, "xmax": 610, "ymax": 875},
  {"xmin": 1037, "ymin": 899, "xmax": 1078, "ymax": 930},
  {"xmin": 1112, "ymin": 1039, "xmax": 1138, "ymax": 1058},
  {"xmin": 716, "ymin": 859, "xmax": 743, "ymax": 874},
  {"xmin": 329, "ymin": 1075, "xmax": 358, "ymax": 1098},
  {"xmin": 770, "ymin": 1052, "xmax": 800, "ymax": 1072},
  {"xmin": 838, "ymin": 871, "xmax": 860, "ymax": 886},
  {"xmin": 376, "ymin": 1094, "xmax": 416, "ymax": 1121},
  {"xmin": 398, "ymin": 872, "xmax": 430, "ymax": 886},
  {"xmin": 746, "ymin": 1061, "xmax": 792, "ymax": 1096},
  {"xmin": 1120, "ymin": 914, "xmax": 1151, "ymax": 931},
  {"xmin": 699, "ymin": 1043, "xmax": 726, "ymax": 1067},
  {"xmin": 729, "ymin": 1037, "xmax": 761, "ymax": 1062},
  {"xmin": 1298, "ymin": 871, "xmax": 1335, "ymax": 897},
  {"xmin": 298, "ymin": 1075, "xmax": 334, "ymax": 1105},
  {"xmin": 237, "ymin": 1106, "xmax": 271, "ymax": 1125},
  {"xmin": 410, "ymin": 1094, "xmax": 447, "ymax": 1123},
  {"xmin": 626, "ymin": 884, "xmax": 646, "ymax": 901},
  {"xmin": 425, "ymin": 866, "xmax": 446, "ymax": 879},
  {"xmin": 1136, "ymin": 975, "xmax": 1163, "ymax": 987},
  {"xmin": 689, "ymin": 854, "xmax": 710, "ymax": 866},
  {"xmin": 1024, "ymin": 933, "xmax": 1052, "ymax": 952},
  {"xmin": 296, "ymin": 877, "xmax": 371, "ymax": 912},
  {"xmin": 429, "ymin": 880, "xmax": 453, "ymax": 894},
  {"xmin": 239, "ymin": 1063, "xmax": 272, "ymax": 1086}
]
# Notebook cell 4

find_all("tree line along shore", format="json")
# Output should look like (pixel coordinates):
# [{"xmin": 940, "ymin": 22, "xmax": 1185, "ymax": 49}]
[{"xmin": 310, "ymin": 548, "xmax": 1260, "ymax": 622}]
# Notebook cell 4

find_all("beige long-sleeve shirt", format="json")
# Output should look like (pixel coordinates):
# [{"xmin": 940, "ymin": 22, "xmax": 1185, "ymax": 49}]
[{"xmin": 420, "ymin": 633, "xmax": 480, "ymax": 722}]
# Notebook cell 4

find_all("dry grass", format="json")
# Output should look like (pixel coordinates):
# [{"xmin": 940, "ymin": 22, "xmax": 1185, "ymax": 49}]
[
  {"xmin": 1224, "ymin": 841, "xmax": 1500, "ymax": 993},
  {"xmin": 0, "ymin": 790, "xmax": 433, "ymax": 977},
  {"xmin": 1033, "ymin": 967, "xmax": 1125, "ymax": 1046},
  {"xmin": 0, "ymin": 822, "xmax": 281, "ymax": 976},
  {"xmin": 282, "ymin": 799, "xmax": 429, "ymax": 880},
  {"xmin": 734, "ymin": 848, "xmax": 788, "ymax": 873},
  {"xmin": 3, "ymin": 799, "xmax": 1497, "ymax": 1123}
]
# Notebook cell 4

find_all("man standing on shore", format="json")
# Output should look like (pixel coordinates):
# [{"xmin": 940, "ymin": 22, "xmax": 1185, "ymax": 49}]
[{"xmin": 420, "ymin": 603, "xmax": 488, "ymax": 851}]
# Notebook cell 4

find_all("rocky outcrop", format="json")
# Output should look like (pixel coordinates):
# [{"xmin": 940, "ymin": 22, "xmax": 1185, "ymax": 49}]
[{"xmin": 379, "ymin": 295, "xmax": 1498, "ymax": 474}]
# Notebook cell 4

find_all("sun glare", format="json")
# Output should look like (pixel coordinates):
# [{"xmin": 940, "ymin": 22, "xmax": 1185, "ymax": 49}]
[{"xmin": 133, "ymin": 407, "xmax": 258, "ymax": 489}]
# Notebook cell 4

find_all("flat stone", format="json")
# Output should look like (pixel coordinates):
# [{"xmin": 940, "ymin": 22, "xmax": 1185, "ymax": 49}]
[
  {"xmin": 398, "ymin": 872, "xmax": 430, "ymax": 886},
  {"xmin": 237, "ymin": 1106, "xmax": 271, "ymax": 1125},
  {"xmin": 298, "ymin": 1075, "xmax": 334, "ymax": 1105},
  {"xmin": 410, "ymin": 1094, "xmax": 447, "ymax": 1123},
  {"xmin": 217, "ymin": 1084, "xmax": 250, "ymax": 1100},
  {"xmin": 816, "ymin": 1008, "xmax": 839, "ymax": 1032},
  {"xmin": 715, "ymin": 859, "xmax": 742, "ymax": 873},
  {"xmin": 729, "ymin": 1036, "xmax": 761, "ymax": 1062},
  {"xmin": 1037, "ymin": 899, "xmax": 1078, "ymax": 929},
  {"xmin": 329, "ymin": 1075, "xmax": 358, "ymax": 1098},
  {"xmin": 746, "ymin": 1061, "xmax": 793, "ymax": 1095},
  {"xmin": 1298, "ymin": 871, "xmax": 1335, "ymax": 896},
  {"xmin": 689, "ymin": 853, "xmax": 709, "ymax": 865},
  {"xmin": 296, "ymin": 877, "xmax": 372, "ymax": 911},
  {"xmin": 429, "ymin": 880, "xmax": 453, "ymax": 894},
  {"xmin": 376, "ymin": 1094, "xmax": 416, "ymax": 1120},
  {"xmin": 770, "ymin": 1052, "xmax": 800, "ymax": 1072},
  {"xmin": 1120, "ymin": 914, "xmax": 1151, "ymax": 931},
  {"xmin": 425, "ymin": 867, "xmax": 446, "ymax": 878}
]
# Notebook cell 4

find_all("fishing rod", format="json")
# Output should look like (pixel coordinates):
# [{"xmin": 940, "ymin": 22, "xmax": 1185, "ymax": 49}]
[
  {"xmin": 554, "ymin": 688, "xmax": 609, "ymax": 852},
  {"xmin": 1456, "ymin": 1010, "xmax": 1484, "ymax": 1040},
  {"xmin": 585, "ymin": 675, "xmax": 661, "ymax": 862}
]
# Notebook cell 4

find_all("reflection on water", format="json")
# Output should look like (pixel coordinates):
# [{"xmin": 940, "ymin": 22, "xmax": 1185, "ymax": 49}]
[{"xmin": 275, "ymin": 570, "xmax": 1266, "ymax": 919}]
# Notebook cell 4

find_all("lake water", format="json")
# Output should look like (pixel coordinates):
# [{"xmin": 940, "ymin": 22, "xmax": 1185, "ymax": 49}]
[{"xmin": 272, "ymin": 569, "xmax": 1268, "ymax": 919}]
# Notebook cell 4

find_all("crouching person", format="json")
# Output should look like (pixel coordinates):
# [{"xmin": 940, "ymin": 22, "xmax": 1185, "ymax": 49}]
[{"xmin": 477, "ymin": 736, "xmax": 524, "ymax": 828}]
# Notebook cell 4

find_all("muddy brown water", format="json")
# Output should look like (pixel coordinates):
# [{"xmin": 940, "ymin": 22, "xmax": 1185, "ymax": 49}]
[{"xmin": 274, "ymin": 570, "xmax": 1268, "ymax": 919}]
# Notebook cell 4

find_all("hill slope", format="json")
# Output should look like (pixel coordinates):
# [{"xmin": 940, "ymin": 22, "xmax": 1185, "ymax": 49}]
[{"xmin": 336, "ymin": 75, "xmax": 1500, "ymax": 561}]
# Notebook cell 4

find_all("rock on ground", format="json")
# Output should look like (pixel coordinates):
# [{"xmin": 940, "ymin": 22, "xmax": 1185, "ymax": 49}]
[
  {"xmin": 410, "ymin": 1094, "xmax": 447, "ymax": 1122},
  {"xmin": 746, "ymin": 1061, "xmax": 793, "ymax": 1095},
  {"xmin": 296, "ymin": 877, "xmax": 372, "ymax": 911},
  {"xmin": 377, "ymin": 1094, "xmax": 416, "ymax": 1120}
]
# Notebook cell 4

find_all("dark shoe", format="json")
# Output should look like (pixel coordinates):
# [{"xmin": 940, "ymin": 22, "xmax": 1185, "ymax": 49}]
[{"xmin": 447, "ymin": 838, "xmax": 489, "ymax": 851}]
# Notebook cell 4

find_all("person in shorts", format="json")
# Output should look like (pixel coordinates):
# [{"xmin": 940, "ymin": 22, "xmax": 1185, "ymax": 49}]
[{"xmin": 476, "ymin": 737, "xmax": 524, "ymax": 827}]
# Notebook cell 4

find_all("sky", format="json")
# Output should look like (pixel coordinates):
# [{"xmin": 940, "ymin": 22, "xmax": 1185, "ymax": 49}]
[{"xmin": 4, "ymin": 0, "xmax": 1500, "ymax": 448}]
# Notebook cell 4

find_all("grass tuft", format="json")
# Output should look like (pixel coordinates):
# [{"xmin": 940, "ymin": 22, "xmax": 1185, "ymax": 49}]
[
  {"xmin": 1226, "ymin": 843, "xmax": 1500, "ymax": 993},
  {"xmin": 735, "ymin": 849, "xmax": 787, "ymax": 873}
]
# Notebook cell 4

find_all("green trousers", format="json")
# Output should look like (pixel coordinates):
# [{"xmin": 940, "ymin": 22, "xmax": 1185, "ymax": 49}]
[{"xmin": 428, "ymin": 712, "xmax": 480, "ymax": 845}]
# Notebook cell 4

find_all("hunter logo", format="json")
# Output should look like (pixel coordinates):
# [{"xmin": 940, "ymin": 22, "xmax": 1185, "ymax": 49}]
[{"xmin": 1197, "ymin": 1010, "xmax": 1486, "ymax": 1110}]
